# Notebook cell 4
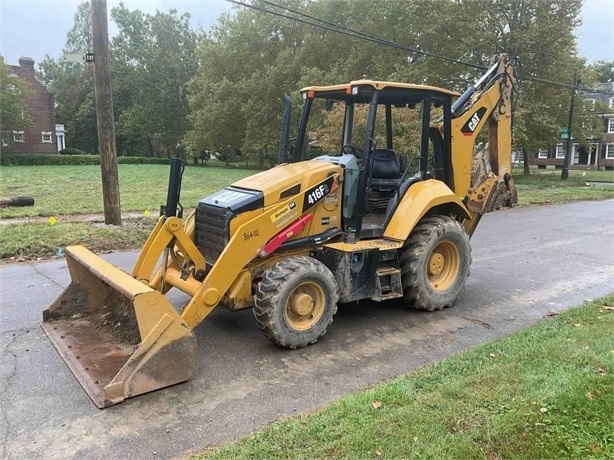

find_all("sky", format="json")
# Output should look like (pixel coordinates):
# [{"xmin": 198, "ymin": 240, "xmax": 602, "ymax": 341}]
[{"xmin": 0, "ymin": 0, "xmax": 612, "ymax": 68}]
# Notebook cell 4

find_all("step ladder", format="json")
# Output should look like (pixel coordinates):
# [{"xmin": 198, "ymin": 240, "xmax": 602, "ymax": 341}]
[{"xmin": 371, "ymin": 267, "xmax": 403, "ymax": 301}]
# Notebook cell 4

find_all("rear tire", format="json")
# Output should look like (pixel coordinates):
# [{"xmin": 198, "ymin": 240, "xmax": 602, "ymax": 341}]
[
  {"xmin": 400, "ymin": 215, "xmax": 471, "ymax": 311},
  {"xmin": 254, "ymin": 256, "xmax": 339, "ymax": 349}
]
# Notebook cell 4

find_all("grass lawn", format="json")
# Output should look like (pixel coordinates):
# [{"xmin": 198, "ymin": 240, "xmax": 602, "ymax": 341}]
[
  {"xmin": 0, "ymin": 164, "xmax": 254, "ymax": 218},
  {"xmin": 513, "ymin": 167, "xmax": 614, "ymax": 206},
  {"xmin": 0, "ymin": 164, "xmax": 254, "ymax": 259},
  {"xmin": 193, "ymin": 295, "xmax": 614, "ymax": 460},
  {"xmin": 0, "ymin": 164, "xmax": 612, "ymax": 260}
]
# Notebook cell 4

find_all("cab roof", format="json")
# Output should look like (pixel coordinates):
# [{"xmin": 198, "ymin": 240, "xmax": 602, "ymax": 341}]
[{"xmin": 300, "ymin": 79, "xmax": 460, "ymax": 105}]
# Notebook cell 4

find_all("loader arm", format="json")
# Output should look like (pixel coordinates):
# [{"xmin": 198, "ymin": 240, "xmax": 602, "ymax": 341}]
[{"xmin": 131, "ymin": 213, "xmax": 206, "ymax": 285}]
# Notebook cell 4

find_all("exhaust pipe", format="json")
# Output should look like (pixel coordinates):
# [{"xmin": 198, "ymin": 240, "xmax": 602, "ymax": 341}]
[{"xmin": 162, "ymin": 157, "xmax": 184, "ymax": 218}]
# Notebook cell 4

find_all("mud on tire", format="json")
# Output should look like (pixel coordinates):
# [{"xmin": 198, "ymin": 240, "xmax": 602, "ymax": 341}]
[
  {"xmin": 400, "ymin": 215, "xmax": 471, "ymax": 311},
  {"xmin": 254, "ymin": 256, "xmax": 339, "ymax": 349}
]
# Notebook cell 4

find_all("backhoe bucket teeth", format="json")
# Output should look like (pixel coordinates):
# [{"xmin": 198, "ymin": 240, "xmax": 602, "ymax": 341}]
[{"xmin": 42, "ymin": 246, "xmax": 196, "ymax": 408}]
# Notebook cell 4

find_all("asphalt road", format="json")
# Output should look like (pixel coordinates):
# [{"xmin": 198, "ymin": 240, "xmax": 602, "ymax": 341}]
[{"xmin": 1, "ymin": 200, "xmax": 613, "ymax": 459}]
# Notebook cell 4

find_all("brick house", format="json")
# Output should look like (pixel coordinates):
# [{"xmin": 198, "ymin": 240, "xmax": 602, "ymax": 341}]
[
  {"xmin": 3, "ymin": 57, "xmax": 59, "ymax": 154},
  {"xmin": 529, "ymin": 82, "xmax": 614, "ymax": 171}
]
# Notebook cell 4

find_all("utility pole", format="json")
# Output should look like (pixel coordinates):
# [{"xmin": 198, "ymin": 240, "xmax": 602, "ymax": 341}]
[
  {"xmin": 561, "ymin": 73, "xmax": 581, "ymax": 180},
  {"xmin": 91, "ymin": 0, "xmax": 121, "ymax": 225}
]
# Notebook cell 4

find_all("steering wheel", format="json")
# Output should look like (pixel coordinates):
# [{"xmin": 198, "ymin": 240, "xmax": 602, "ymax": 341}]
[{"xmin": 342, "ymin": 144, "xmax": 360, "ymax": 157}]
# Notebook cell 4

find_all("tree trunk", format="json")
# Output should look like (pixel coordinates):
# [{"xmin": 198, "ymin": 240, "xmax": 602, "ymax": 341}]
[{"xmin": 523, "ymin": 149, "xmax": 530, "ymax": 176}]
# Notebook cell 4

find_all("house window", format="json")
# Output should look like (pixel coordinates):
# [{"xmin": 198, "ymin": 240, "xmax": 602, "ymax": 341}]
[
  {"xmin": 606, "ymin": 144, "xmax": 614, "ymax": 159},
  {"xmin": 608, "ymin": 118, "xmax": 614, "ymax": 133},
  {"xmin": 13, "ymin": 131, "xmax": 24, "ymax": 143},
  {"xmin": 538, "ymin": 148, "xmax": 548, "ymax": 158},
  {"xmin": 41, "ymin": 132, "xmax": 52, "ymax": 143},
  {"xmin": 555, "ymin": 144, "xmax": 565, "ymax": 159}
]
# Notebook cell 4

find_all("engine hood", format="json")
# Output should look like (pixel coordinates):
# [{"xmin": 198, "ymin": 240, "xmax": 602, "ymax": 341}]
[{"xmin": 231, "ymin": 160, "xmax": 341, "ymax": 208}]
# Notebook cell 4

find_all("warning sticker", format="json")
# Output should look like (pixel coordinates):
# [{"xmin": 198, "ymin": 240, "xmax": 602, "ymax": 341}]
[{"xmin": 270, "ymin": 201, "xmax": 297, "ymax": 227}]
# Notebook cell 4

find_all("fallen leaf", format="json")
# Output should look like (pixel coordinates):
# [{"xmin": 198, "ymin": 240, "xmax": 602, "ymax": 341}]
[
  {"xmin": 597, "ymin": 367, "xmax": 606, "ymax": 374},
  {"xmin": 372, "ymin": 400, "xmax": 382, "ymax": 409},
  {"xmin": 574, "ymin": 323, "xmax": 582, "ymax": 327},
  {"xmin": 539, "ymin": 407, "xmax": 548, "ymax": 413},
  {"xmin": 603, "ymin": 306, "xmax": 614, "ymax": 311},
  {"xmin": 413, "ymin": 436, "xmax": 418, "ymax": 443},
  {"xmin": 544, "ymin": 310, "xmax": 559, "ymax": 318},
  {"xmin": 586, "ymin": 392, "xmax": 594, "ymax": 400},
  {"xmin": 374, "ymin": 449, "xmax": 382, "ymax": 457},
  {"xmin": 489, "ymin": 353, "xmax": 496, "ymax": 357}
]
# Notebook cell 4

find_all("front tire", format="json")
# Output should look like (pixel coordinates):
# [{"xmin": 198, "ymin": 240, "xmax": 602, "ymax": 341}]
[
  {"xmin": 254, "ymin": 256, "xmax": 339, "ymax": 349},
  {"xmin": 400, "ymin": 215, "xmax": 471, "ymax": 311}
]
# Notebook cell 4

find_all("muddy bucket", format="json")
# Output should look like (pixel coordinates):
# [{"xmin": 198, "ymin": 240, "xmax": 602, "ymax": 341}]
[{"xmin": 42, "ymin": 246, "xmax": 196, "ymax": 408}]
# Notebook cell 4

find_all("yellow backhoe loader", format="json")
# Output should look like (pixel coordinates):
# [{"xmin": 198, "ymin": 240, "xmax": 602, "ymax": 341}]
[{"xmin": 43, "ymin": 54, "xmax": 518, "ymax": 407}]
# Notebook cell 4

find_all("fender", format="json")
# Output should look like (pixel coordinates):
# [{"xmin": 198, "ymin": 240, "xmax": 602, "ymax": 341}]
[{"xmin": 383, "ymin": 179, "xmax": 471, "ymax": 242}]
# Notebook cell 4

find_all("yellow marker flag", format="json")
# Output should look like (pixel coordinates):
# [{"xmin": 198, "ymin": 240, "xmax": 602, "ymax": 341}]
[
  {"xmin": 144, "ymin": 209, "xmax": 151, "ymax": 217},
  {"xmin": 48, "ymin": 217, "xmax": 57, "ymax": 225}
]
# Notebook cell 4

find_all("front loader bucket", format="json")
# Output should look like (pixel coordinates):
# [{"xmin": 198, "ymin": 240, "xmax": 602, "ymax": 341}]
[{"xmin": 42, "ymin": 246, "xmax": 196, "ymax": 408}]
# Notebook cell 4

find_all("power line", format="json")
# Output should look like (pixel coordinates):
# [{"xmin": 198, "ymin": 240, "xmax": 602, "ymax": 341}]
[{"xmin": 225, "ymin": 0, "xmax": 614, "ymax": 95}]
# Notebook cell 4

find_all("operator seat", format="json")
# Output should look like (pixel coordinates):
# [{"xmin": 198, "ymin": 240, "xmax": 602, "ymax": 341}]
[{"xmin": 368, "ymin": 148, "xmax": 402, "ymax": 211}]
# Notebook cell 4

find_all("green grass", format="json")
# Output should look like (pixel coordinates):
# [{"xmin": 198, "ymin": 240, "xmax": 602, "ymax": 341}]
[
  {"xmin": 513, "ymin": 168, "xmax": 614, "ymax": 206},
  {"xmin": 194, "ymin": 295, "xmax": 614, "ymax": 460},
  {"xmin": 0, "ymin": 164, "xmax": 613, "ymax": 259},
  {"xmin": 0, "ymin": 164, "xmax": 254, "ymax": 219},
  {"xmin": 0, "ymin": 220, "xmax": 156, "ymax": 260}
]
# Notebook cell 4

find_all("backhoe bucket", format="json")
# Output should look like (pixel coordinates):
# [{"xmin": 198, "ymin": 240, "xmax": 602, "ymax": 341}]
[{"xmin": 42, "ymin": 246, "xmax": 196, "ymax": 408}]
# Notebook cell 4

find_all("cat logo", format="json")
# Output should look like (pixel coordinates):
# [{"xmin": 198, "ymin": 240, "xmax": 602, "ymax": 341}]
[{"xmin": 461, "ymin": 107, "xmax": 487, "ymax": 136}]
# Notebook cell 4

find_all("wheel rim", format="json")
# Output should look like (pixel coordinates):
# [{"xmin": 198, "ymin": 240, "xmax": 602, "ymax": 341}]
[
  {"xmin": 285, "ymin": 281, "xmax": 326, "ymax": 331},
  {"xmin": 427, "ymin": 240, "xmax": 460, "ymax": 291}
]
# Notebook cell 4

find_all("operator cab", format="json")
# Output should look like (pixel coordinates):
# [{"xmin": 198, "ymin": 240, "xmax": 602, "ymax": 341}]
[{"xmin": 293, "ymin": 81, "xmax": 459, "ymax": 241}]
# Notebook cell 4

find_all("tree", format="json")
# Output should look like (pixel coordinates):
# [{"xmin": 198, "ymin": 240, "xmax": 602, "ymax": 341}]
[
  {"xmin": 185, "ymin": 0, "xmax": 589, "ymax": 168},
  {"xmin": 589, "ymin": 60, "xmax": 614, "ymax": 83},
  {"xmin": 0, "ymin": 56, "xmax": 33, "ymax": 148},
  {"xmin": 38, "ymin": 2, "xmax": 202, "ymax": 157},
  {"xmin": 186, "ymin": 0, "xmax": 418, "ymax": 158},
  {"xmin": 38, "ymin": 1, "xmax": 98, "ymax": 152},
  {"xmin": 111, "ymin": 5, "xmax": 201, "ymax": 157}
]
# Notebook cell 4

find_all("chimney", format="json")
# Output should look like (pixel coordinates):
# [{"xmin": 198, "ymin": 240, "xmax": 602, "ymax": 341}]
[{"xmin": 18, "ymin": 57, "xmax": 35, "ymax": 71}]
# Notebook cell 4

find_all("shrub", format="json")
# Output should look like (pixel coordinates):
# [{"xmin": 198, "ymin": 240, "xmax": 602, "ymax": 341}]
[
  {"xmin": 117, "ymin": 156, "xmax": 171, "ymax": 165},
  {"xmin": 1, "ymin": 154, "xmax": 172, "ymax": 166},
  {"xmin": 0, "ymin": 154, "xmax": 99, "ymax": 166},
  {"xmin": 59, "ymin": 147, "xmax": 90, "ymax": 155}
]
